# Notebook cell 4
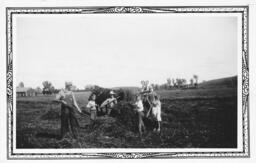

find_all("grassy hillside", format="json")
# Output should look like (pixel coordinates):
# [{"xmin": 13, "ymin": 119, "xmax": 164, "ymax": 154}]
[
  {"xmin": 157, "ymin": 87, "xmax": 236, "ymax": 100},
  {"xmin": 199, "ymin": 76, "xmax": 237, "ymax": 88}
]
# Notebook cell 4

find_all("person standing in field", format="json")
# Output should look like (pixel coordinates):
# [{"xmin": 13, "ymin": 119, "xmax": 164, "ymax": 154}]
[
  {"xmin": 140, "ymin": 80, "xmax": 154, "ymax": 118},
  {"xmin": 55, "ymin": 82, "xmax": 82, "ymax": 139},
  {"xmin": 86, "ymin": 93, "xmax": 98, "ymax": 123},
  {"xmin": 151, "ymin": 94, "xmax": 162, "ymax": 133},
  {"xmin": 134, "ymin": 94, "xmax": 146, "ymax": 136}
]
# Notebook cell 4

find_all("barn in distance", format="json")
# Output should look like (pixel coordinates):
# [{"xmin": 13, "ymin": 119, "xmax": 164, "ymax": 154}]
[{"xmin": 16, "ymin": 87, "xmax": 36, "ymax": 97}]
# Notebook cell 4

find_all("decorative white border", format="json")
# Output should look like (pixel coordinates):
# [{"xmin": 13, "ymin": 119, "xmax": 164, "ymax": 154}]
[{"xmin": 6, "ymin": 6, "xmax": 249, "ymax": 159}]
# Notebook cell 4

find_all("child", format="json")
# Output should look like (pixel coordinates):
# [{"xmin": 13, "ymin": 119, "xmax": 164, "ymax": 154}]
[
  {"xmin": 100, "ymin": 91, "xmax": 117, "ymax": 115},
  {"xmin": 87, "ymin": 94, "xmax": 97, "ymax": 123},
  {"xmin": 134, "ymin": 94, "xmax": 146, "ymax": 135},
  {"xmin": 107, "ymin": 91, "xmax": 117, "ymax": 115},
  {"xmin": 151, "ymin": 94, "xmax": 162, "ymax": 133}
]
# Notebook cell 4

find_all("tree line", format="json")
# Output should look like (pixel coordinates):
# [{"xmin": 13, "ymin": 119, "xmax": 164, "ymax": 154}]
[
  {"xmin": 151, "ymin": 75, "xmax": 199, "ymax": 90},
  {"xmin": 17, "ymin": 81, "xmax": 59, "ymax": 95},
  {"xmin": 18, "ymin": 74, "xmax": 199, "ymax": 95}
]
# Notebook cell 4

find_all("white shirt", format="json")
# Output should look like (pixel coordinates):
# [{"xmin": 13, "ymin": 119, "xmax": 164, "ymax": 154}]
[
  {"xmin": 135, "ymin": 100, "xmax": 144, "ymax": 112},
  {"xmin": 87, "ymin": 100, "xmax": 97, "ymax": 111},
  {"xmin": 55, "ymin": 89, "xmax": 82, "ymax": 113},
  {"xmin": 55, "ymin": 89, "xmax": 66, "ymax": 101},
  {"xmin": 101, "ymin": 97, "xmax": 117, "ymax": 108},
  {"xmin": 152, "ymin": 100, "xmax": 161, "ymax": 121}
]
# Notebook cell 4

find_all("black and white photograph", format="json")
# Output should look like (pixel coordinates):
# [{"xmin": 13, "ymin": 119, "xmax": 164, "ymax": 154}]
[{"xmin": 3, "ymin": 3, "xmax": 252, "ymax": 159}]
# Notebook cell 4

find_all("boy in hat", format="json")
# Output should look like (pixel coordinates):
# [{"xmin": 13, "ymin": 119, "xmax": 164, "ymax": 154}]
[{"xmin": 100, "ymin": 90, "xmax": 117, "ymax": 115}]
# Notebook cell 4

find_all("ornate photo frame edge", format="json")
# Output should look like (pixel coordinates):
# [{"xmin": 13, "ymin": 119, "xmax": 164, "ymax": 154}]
[{"xmin": 6, "ymin": 6, "xmax": 249, "ymax": 159}]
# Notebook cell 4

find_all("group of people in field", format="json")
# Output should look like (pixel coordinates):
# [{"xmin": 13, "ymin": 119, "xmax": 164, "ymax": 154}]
[
  {"xmin": 135, "ymin": 81, "xmax": 162, "ymax": 135},
  {"xmin": 86, "ymin": 90, "xmax": 117, "ymax": 120},
  {"xmin": 54, "ymin": 81, "xmax": 161, "ymax": 139}
]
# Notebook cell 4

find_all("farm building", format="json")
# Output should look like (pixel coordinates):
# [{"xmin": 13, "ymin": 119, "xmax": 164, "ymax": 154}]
[{"xmin": 16, "ymin": 87, "xmax": 36, "ymax": 97}]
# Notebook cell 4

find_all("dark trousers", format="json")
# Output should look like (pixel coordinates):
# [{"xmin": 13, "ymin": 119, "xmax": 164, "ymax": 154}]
[{"xmin": 61, "ymin": 104, "xmax": 79, "ymax": 139}]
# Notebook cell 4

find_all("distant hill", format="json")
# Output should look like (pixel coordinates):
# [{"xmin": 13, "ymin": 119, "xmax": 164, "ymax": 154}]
[{"xmin": 199, "ymin": 76, "xmax": 237, "ymax": 88}]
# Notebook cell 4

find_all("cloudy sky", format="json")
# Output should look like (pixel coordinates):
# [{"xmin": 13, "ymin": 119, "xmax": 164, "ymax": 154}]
[{"xmin": 15, "ymin": 14, "xmax": 238, "ymax": 89}]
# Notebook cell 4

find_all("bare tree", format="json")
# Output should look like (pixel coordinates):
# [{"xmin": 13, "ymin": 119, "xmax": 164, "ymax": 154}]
[
  {"xmin": 181, "ymin": 79, "xmax": 187, "ymax": 86},
  {"xmin": 172, "ymin": 78, "xmax": 176, "ymax": 87},
  {"xmin": 35, "ymin": 87, "xmax": 42, "ymax": 93},
  {"xmin": 18, "ymin": 82, "xmax": 24, "ymax": 88},
  {"xmin": 193, "ymin": 75, "xmax": 198, "ymax": 84},
  {"xmin": 190, "ymin": 78, "xmax": 193, "ymax": 86},
  {"xmin": 176, "ymin": 78, "xmax": 184, "ymax": 88},
  {"xmin": 42, "ymin": 81, "xmax": 54, "ymax": 94},
  {"xmin": 193, "ymin": 75, "xmax": 199, "ymax": 87}
]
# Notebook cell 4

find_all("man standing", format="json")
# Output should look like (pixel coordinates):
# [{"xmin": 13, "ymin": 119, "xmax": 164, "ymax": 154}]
[{"xmin": 55, "ymin": 82, "xmax": 82, "ymax": 139}]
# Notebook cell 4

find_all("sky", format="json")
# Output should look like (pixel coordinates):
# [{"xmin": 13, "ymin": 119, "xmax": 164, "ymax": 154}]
[{"xmin": 15, "ymin": 14, "xmax": 238, "ymax": 89}]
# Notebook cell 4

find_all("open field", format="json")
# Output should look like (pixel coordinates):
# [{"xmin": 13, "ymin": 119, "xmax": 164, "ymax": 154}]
[
  {"xmin": 16, "ymin": 87, "xmax": 237, "ymax": 148},
  {"xmin": 156, "ymin": 87, "xmax": 236, "ymax": 99}
]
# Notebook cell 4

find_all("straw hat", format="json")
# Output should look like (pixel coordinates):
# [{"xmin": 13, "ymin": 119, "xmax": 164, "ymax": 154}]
[{"xmin": 109, "ymin": 90, "xmax": 116, "ymax": 95}]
